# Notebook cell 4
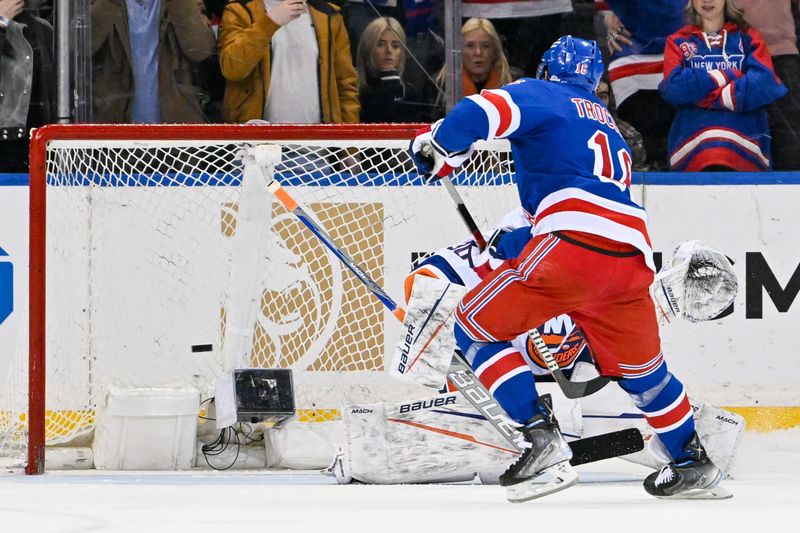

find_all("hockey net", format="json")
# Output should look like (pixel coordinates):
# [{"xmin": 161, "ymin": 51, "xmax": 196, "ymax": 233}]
[{"xmin": 1, "ymin": 124, "xmax": 516, "ymax": 473}]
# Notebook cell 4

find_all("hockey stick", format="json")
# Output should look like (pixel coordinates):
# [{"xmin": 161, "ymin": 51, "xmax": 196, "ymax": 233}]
[
  {"xmin": 265, "ymin": 179, "xmax": 406, "ymax": 323},
  {"xmin": 448, "ymin": 351, "xmax": 643, "ymax": 463},
  {"xmin": 440, "ymin": 176, "xmax": 488, "ymax": 250},
  {"xmin": 433, "ymin": 175, "xmax": 612, "ymax": 399},
  {"xmin": 528, "ymin": 328, "xmax": 610, "ymax": 398},
  {"xmin": 258, "ymin": 160, "xmax": 642, "ymax": 467}
]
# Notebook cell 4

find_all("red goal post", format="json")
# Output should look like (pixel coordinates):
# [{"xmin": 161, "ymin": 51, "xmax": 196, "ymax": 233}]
[{"xmin": 17, "ymin": 123, "xmax": 516, "ymax": 474}]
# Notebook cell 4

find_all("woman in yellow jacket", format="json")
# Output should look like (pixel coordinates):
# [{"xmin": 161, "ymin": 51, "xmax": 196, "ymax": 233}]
[{"xmin": 218, "ymin": 0, "xmax": 360, "ymax": 124}]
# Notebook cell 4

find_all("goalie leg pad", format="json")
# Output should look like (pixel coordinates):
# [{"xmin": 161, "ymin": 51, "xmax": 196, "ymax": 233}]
[
  {"xmin": 390, "ymin": 276, "xmax": 466, "ymax": 389},
  {"xmin": 341, "ymin": 393, "xmax": 517, "ymax": 484},
  {"xmin": 572, "ymin": 362, "xmax": 744, "ymax": 477},
  {"xmin": 690, "ymin": 399, "xmax": 745, "ymax": 477}
]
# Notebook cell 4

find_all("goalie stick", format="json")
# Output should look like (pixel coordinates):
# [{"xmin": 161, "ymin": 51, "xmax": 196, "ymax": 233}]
[
  {"xmin": 252, "ymin": 148, "xmax": 644, "ymax": 472},
  {"xmin": 435, "ymin": 174, "xmax": 612, "ymax": 399},
  {"xmin": 264, "ymin": 179, "xmax": 406, "ymax": 323}
]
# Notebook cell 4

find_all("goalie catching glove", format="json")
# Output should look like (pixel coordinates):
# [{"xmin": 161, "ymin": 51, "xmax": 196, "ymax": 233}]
[
  {"xmin": 651, "ymin": 240, "xmax": 738, "ymax": 324},
  {"xmin": 409, "ymin": 120, "xmax": 474, "ymax": 181}
]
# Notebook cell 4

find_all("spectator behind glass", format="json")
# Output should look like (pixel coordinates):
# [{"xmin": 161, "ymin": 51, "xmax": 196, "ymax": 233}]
[
  {"xmin": 735, "ymin": 0, "xmax": 800, "ymax": 170},
  {"xmin": 218, "ymin": 0, "xmax": 359, "ymax": 124},
  {"xmin": 341, "ymin": 0, "xmax": 405, "ymax": 64},
  {"xmin": 599, "ymin": 0, "xmax": 685, "ymax": 170},
  {"xmin": 659, "ymin": 0, "xmax": 787, "ymax": 171},
  {"xmin": 434, "ymin": 18, "xmax": 511, "ymax": 117},
  {"xmin": 0, "ymin": 0, "xmax": 54, "ymax": 172},
  {"xmin": 91, "ymin": 0, "xmax": 216, "ymax": 124},
  {"xmin": 461, "ymin": 0, "xmax": 572, "ymax": 78},
  {"xmin": 195, "ymin": 0, "xmax": 229, "ymax": 122},
  {"xmin": 356, "ymin": 16, "xmax": 431, "ymax": 123}
]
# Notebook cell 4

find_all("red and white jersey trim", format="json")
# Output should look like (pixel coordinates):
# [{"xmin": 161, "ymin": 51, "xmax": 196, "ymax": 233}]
[
  {"xmin": 467, "ymin": 89, "xmax": 522, "ymax": 140},
  {"xmin": 608, "ymin": 55, "xmax": 665, "ymax": 106},
  {"xmin": 531, "ymin": 188, "xmax": 655, "ymax": 271},
  {"xmin": 708, "ymin": 69, "xmax": 728, "ymax": 88},
  {"xmin": 537, "ymin": 188, "xmax": 648, "ymax": 221},
  {"xmin": 670, "ymin": 127, "xmax": 768, "ymax": 168},
  {"xmin": 721, "ymin": 84, "xmax": 736, "ymax": 111},
  {"xmin": 619, "ymin": 352, "xmax": 664, "ymax": 379}
]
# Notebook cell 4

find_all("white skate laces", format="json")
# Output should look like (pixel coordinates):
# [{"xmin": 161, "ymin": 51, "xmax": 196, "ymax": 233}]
[{"xmin": 654, "ymin": 465, "xmax": 675, "ymax": 486}]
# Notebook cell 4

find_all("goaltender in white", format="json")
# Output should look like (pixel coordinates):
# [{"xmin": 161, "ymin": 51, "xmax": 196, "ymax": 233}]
[{"xmin": 335, "ymin": 208, "xmax": 744, "ymax": 485}]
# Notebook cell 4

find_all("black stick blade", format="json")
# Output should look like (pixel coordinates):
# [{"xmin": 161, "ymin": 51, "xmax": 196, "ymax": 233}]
[{"xmin": 569, "ymin": 428, "xmax": 645, "ymax": 466}]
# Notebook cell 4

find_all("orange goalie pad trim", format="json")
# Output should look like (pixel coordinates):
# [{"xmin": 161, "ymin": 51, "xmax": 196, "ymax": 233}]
[{"xmin": 387, "ymin": 417, "xmax": 519, "ymax": 455}]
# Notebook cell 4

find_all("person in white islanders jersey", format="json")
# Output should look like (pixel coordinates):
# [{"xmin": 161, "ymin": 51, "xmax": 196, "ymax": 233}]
[{"xmin": 408, "ymin": 35, "xmax": 728, "ymax": 501}]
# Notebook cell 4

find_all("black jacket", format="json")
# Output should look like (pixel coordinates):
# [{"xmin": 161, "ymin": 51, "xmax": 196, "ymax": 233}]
[{"xmin": 359, "ymin": 70, "xmax": 433, "ymax": 123}]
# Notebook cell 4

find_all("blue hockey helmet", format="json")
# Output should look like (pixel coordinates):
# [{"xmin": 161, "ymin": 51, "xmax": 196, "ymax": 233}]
[{"xmin": 535, "ymin": 35, "xmax": 604, "ymax": 93}]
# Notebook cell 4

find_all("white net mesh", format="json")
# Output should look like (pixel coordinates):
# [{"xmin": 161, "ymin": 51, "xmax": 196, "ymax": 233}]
[{"xmin": 0, "ymin": 126, "xmax": 517, "ymax": 467}]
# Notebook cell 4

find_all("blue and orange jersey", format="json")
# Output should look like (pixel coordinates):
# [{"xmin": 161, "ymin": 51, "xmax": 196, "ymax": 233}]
[
  {"xmin": 659, "ymin": 23, "xmax": 788, "ymax": 170},
  {"xmin": 431, "ymin": 78, "xmax": 655, "ymax": 270}
]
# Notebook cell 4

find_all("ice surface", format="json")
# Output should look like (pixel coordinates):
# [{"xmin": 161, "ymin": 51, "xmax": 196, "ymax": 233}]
[{"xmin": 0, "ymin": 429, "xmax": 797, "ymax": 533}]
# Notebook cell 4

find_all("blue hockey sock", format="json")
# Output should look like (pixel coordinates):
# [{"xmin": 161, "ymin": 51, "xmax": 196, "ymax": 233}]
[
  {"xmin": 619, "ymin": 359, "xmax": 696, "ymax": 461},
  {"xmin": 455, "ymin": 322, "xmax": 539, "ymax": 423}
]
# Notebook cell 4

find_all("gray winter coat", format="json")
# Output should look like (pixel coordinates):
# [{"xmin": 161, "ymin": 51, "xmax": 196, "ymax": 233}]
[{"xmin": 0, "ymin": 19, "xmax": 33, "ymax": 137}]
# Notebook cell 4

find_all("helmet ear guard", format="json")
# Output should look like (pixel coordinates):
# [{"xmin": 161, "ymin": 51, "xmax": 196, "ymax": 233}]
[{"xmin": 536, "ymin": 35, "xmax": 604, "ymax": 93}]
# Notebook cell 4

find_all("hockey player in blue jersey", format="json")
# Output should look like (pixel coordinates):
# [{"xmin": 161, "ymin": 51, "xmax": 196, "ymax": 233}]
[{"xmin": 409, "ymin": 36, "xmax": 728, "ymax": 502}]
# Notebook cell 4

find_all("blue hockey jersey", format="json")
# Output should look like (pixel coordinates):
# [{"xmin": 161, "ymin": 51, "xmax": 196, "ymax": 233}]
[
  {"xmin": 659, "ymin": 23, "xmax": 788, "ymax": 171},
  {"xmin": 432, "ymin": 78, "xmax": 655, "ymax": 271}
]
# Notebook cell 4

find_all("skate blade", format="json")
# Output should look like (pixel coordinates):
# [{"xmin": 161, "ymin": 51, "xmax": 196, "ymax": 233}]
[
  {"xmin": 506, "ymin": 461, "xmax": 578, "ymax": 503},
  {"xmin": 657, "ymin": 484, "xmax": 733, "ymax": 500}
]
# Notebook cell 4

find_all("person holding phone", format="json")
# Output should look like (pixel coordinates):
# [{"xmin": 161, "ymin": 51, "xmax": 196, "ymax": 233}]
[{"xmin": 218, "ymin": 0, "xmax": 359, "ymax": 124}]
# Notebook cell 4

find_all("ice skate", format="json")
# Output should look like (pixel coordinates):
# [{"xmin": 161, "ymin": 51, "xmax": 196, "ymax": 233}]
[
  {"xmin": 644, "ymin": 432, "xmax": 732, "ymax": 499},
  {"xmin": 499, "ymin": 395, "xmax": 577, "ymax": 502}
]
